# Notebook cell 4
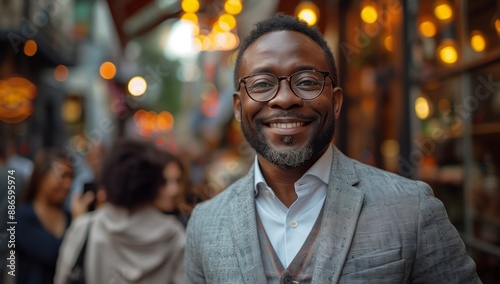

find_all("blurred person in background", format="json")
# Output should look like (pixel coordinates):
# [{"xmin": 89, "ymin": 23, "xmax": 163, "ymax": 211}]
[
  {"xmin": 16, "ymin": 149, "xmax": 74, "ymax": 284},
  {"xmin": 154, "ymin": 150, "xmax": 195, "ymax": 227},
  {"xmin": 4, "ymin": 137, "xmax": 33, "ymax": 183},
  {"xmin": 54, "ymin": 138, "xmax": 185, "ymax": 284},
  {"xmin": 65, "ymin": 143, "xmax": 105, "ymax": 212}
]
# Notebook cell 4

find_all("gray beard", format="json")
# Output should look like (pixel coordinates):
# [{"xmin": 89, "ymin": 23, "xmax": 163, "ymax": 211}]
[
  {"xmin": 240, "ymin": 111, "xmax": 334, "ymax": 169},
  {"xmin": 263, "ymin": 138, "xmax": 314, "ymax": 168}
]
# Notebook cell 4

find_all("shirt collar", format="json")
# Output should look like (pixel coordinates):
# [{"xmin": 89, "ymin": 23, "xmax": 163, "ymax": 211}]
[{"xmin": 253, "ymin": 144, "xmax": 333, "ymax": 196}]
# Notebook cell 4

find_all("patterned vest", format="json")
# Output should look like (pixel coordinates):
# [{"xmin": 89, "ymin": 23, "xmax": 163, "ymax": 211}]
[{"xmin": 256, "ymin": 206, "xmax": 325, "ymax": 284}]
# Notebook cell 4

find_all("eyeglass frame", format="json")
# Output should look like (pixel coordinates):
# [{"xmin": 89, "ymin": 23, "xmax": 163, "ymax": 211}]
[{"xmin": 236, "ymin": 69, "xmax": 335, "ymax": 102}]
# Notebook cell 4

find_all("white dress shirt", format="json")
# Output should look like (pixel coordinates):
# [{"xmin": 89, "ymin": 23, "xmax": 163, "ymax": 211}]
[{"xmin": 254, "ymin": 144, "xmax": 333, "ymax": 268}]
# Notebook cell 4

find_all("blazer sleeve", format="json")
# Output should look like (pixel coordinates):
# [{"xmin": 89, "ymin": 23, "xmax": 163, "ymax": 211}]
[
  {"xmin": 411, "ymin": 182, "xmax": 481, "ymax": 283},
  {"xmin": 184, "ymin": 205, "xmax": 207, "ymax": 284}
]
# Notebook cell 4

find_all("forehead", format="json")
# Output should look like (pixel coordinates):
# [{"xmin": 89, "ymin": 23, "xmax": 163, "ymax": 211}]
[{"xmin": 239, "ymin": 30, "xmax": 328, "ymax": 75}]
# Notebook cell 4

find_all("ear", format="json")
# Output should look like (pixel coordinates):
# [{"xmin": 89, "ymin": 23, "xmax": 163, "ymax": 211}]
[
  {"xmin": 332, "ymin": 87, "xmax": 343, "ymax": 119},
  {"xmin": 233, "ymin": 92, "xmax": 242, "ymax": 122}
]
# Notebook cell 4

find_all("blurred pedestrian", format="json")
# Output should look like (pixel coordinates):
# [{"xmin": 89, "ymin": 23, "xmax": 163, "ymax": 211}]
[
  {"xmin": 54, "ymin": 138, "xmax": 185, "ymax": 284},
  {"xmin": 154, "ymin": 150, "xmax": 195, "ymax": 227},
  {"xmin": 16, "ymin": 149, "xmax": 74, "ymax": 284}
]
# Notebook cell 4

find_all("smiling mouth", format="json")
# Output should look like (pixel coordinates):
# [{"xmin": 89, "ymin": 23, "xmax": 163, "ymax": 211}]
[{"xmin": 269, "ymin": 122, "xmax": 306, "ymax": 128}]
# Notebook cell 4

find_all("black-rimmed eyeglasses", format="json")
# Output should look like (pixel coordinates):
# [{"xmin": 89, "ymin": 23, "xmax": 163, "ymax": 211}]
[{"xmin": 237, "ymin": 70, "xmax": 333, "ymax": 102}]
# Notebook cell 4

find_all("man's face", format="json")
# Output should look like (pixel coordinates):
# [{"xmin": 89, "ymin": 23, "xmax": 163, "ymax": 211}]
[{"xmin": 233, "ymin": 30, "xmax": 343, "ymax": 169}]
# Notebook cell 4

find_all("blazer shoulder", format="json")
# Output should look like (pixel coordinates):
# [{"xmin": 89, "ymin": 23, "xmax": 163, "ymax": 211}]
[
  {"xmin": 351, "ymin": 158, "xmax": 433, "ymax": 197},
  {"xmin": 193, "ymin": 176, "xmax": 249, "ymax": 214}
]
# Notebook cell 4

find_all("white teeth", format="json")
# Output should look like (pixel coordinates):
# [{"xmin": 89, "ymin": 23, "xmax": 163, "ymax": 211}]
[{"xmin": 269, "ymin": 122, "xmax": 305, "ymax": 128}]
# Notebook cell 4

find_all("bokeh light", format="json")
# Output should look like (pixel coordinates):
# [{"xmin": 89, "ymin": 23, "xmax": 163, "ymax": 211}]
[
  {"xmin": 437, "ymin": 40, "xmax": 458, "ymax": 64},
  {"xmin": 419, "ymin": 20, "xmax": 437, "ymax": 37},
  {"xmin": 181, "ymin": 12, "xmax": 198, "ymax": 23},
  {"xmin": 470, "ymin": 30, "xmax": 486, "ymax": 52},
  {"xmin": 360, "ymin": 4, "xmax": 378, "ymax": 24},
  {"xmin": 99, "ymin": 61, "xmax": 116, "ymax": 80},
  {"xmin": 23, "ymin": 40, "xmax": 37, "ymax": 57},
  {"xmin": 434, "ymin": 1, "xmax": 453, "ymax": 22},
  {"xmin": 384, "ymin": 35, "xmax": 393, "ymax": 52},
  {"xmin": 218, "ymin": 14, "xmax": 236, "ymax": 31},
  {"xmin": 381, "ymin": 139, "xmax": 400, "ymax": 158},
  {"xmin": 181, "ymin": 0, "xmax": 199, "ymax": 13},
  {"xmin": 128, "ymin": 76, "xmax": 147, "ymax": 96},
  {"xmin": 415, "ymin": 97, "xmax": 431, "ymax": 119},
  {"xmin": 224, "ymin": 0, "xmax": 242, "ymax": 15},
  {"xmin": 0, "ymin": 76, "xmax": 37, "ymax": 123},
  {"xmin": 54, "ymin": 65, "xmax": 69, "ymax": 82},
  {"xmin": 295, "ymin": 1, "xmax": 319, "ymax": 26}
]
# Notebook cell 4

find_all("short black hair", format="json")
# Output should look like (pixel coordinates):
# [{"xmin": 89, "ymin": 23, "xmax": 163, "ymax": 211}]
[
  {"xmin": 234, "ymin": 13, "xmax": 338, "ymax": 88},
  {"xmin": 100, "ymin": 138, "xmax": 165, "ymax": 210}
]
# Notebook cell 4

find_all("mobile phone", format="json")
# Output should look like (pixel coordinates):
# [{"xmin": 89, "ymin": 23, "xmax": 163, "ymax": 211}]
[{"xmin": 82, "ymin": 182, "xmax": 97, "ymax": 212}]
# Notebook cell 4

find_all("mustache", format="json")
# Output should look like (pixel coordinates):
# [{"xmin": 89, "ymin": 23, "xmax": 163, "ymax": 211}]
[{"xmin": 255, "ymin": 112, "xmax": 318, "ymax": 125}]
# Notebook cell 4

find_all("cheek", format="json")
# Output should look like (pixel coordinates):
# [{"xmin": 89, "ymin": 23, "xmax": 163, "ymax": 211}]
[{"xmin": 43, "ymin": 174, "xmax": 61, "ymax": 191}]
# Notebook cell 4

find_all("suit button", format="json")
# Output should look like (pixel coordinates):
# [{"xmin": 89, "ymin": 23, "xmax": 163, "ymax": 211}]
[{"xmin": 283, "ymin": 275, "xmax": 293, "ymax": 283}]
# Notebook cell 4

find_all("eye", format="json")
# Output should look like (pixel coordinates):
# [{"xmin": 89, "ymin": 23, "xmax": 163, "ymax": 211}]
[
  {"xmin": 294, "ymin": 75, "xmax": 322, "ymax": 90},
  {"xmin": 246, "ymin": 75, "xmax": 276, "ymax": 92},
  {"xmin": 251, "ymin": 81, "xmax": 274, "ymax": 88}
]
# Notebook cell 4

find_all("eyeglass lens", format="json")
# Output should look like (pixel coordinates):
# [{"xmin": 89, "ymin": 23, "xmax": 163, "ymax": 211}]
[{"xmin": 245, "ymin": 71, "xmax": 325, "ymax": 101}]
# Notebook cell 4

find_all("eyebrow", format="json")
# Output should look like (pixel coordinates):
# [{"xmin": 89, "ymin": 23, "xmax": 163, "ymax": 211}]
[{"xmin": 247, "ymin": 65, "xmax": 322, "ymax": 75}]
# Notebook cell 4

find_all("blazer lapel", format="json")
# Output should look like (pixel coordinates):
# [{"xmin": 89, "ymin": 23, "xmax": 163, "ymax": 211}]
[
  {"xmin": 312, "ymin": 147, "xmax": 364, "ymax": 283},
  {"xmin": 228, "ymin": 170, "xmax": 267, "ymax": 283}
]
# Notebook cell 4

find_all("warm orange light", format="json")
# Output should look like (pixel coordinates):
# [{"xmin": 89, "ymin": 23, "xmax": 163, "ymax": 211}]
[
  {"xmin": 419, "ymin": 20, "xmax": 437, "ymax": 37},
  {"xmin": 384, "ymin": 35, "xmax": 393, "ymax": 52},
  {"xmin": 495, "ymin": 18, "xmax": 500, "ymax": 34},
  {"xmin": 437, "ymin": 39, "xmax": 458, "ymax": 64},
  {"xmin": 470, "ymin": 30, "xmax": 486, "ymax": 52},
  {"xmin": 23, "ymin": 40, "xmax": 37, "ymax": 57},
  {"xmin": 295, "ymin": 1, "xmax": 319, "ymax": 26},
  {"xmin": 298, "ymin": 9, "xmax": 318, "ymax": 26},
  {"xmin": 181, "ymin": 0, "xmax": 199, "ymax": 13},
  {"xmin": 54, "ymin": 65, "xmax": 69, "ymax": 82},
  {"xmin": 99, "ymin": 61, "xmax": 116, "ymax": 80},
  {"xmin": 434, "ymin": 1, "xmax": 453, "ymax": 21},
  {"xmin": 181, "ymin": 12, "xmax": 198, "ymax": 23},
  {"xmin": 157, "ymin": 111, "xmax": 175, "ymax": 131},
  {"xmin": 0, "ymin": 77, "xmax": 37, "ymax": 123},
  {"xmin": 415, "ymin": 97, "xmax": 431, "ymax": 119},
  {"xmin": 361, "ymin": 3, "xmax": 378, "ymax": 24},
  {"xmin": 218, "ymin": 14, "xmax": 236, "ymax": 31},
  {"xmin": 224, "ymin": 0, "xmax": 242, "ymax": 15}
]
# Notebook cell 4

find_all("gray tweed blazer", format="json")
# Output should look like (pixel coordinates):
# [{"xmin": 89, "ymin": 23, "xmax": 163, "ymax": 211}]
[{"xmin": 185, "ymin": 147, "xmax": 481, "ymax": 283}]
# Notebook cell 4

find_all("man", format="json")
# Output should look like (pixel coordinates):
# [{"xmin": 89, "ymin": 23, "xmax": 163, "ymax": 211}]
[{"xmin": 185, "ymin": 14, "xmax": 481, "ymax": 283}]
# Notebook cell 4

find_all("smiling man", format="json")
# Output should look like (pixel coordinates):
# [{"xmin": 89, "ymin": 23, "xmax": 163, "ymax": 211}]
[{"xmin": 185, "ymin": 14, "xmax": 481, "ymax": 283}]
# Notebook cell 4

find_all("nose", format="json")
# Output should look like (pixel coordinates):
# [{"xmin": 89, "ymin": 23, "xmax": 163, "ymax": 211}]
[{"xmin": 267, "ymin": 79, "xmax": 303, "ymax": 109}]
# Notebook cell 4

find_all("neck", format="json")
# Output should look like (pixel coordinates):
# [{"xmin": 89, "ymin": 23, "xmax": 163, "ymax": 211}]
[
  {"xmin": 33, "ymin": 197, "xmax": 61, "ymax": 212},
  {"xmin": 258, "ymin": 157, "xmax": 313, "ymax": 208}
]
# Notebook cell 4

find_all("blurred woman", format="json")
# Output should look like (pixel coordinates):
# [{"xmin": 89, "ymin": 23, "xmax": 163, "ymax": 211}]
[
  {"xmin": 16, "ymin": 149, "xmax": 74, "ymax": 284},
  {"xmin": 154, "ymin": 151, "xmax": 194, "ymax": 227},
  {"xmin": 54, "ymin": 139, "xmax": 185, "ymax": 284}
]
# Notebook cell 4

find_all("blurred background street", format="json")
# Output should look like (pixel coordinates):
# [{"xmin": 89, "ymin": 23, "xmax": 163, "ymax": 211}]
[{"xmin": 1, "ymin": 0, "xmax": 500, "ymax": 282}]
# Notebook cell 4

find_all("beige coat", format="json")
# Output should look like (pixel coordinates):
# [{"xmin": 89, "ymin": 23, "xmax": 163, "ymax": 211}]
[{"xmin": 55, "ymin": 204, "xmax": 185, "ymax": 284}]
